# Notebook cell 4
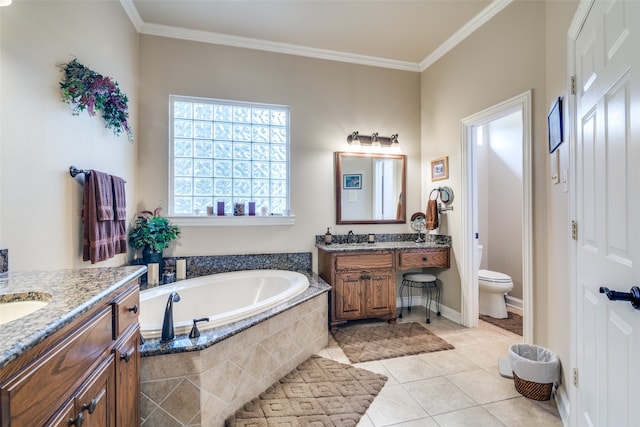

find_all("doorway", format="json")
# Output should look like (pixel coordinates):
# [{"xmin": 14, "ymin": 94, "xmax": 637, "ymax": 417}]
[{"xmin": 460, "ymin": 90, "xmax": 533, "ymax": 343}]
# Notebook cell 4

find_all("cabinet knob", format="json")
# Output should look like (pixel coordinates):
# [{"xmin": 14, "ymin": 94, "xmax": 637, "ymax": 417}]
[
  {"xmin": 82, "ymin": 399, "xmax": 97, "ymax": 414},
  {"xmin": 128, "ymin": 304, "xmax": 138, "ymax": 314},
  {"xmin": 69, "ymin": 412, "xmax": 85, "ymax": 427},
  {"xmin": 120, "ymin": 351, "xmax": 132, "ymax": 363}
]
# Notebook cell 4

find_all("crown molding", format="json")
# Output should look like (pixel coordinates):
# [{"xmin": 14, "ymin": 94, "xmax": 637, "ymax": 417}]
[
  {"xmin": 139, "ymin": 22, "xmax": 420, "ymax": 72},
  {"xmin": 119, "ymin": 0, "xmax": 143, "ymax": 32},
  {"xmin": 419, "ymin": 0, "xmax": 513, "ymax": 72},
  {"xmin": 120, "ymin": 0, "xmax": 510, "ymax": 73}
]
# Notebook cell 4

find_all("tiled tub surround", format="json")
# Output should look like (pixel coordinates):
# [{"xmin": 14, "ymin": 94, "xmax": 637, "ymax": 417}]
[
  {"xmin": 140, "ymin": 289, "xmax": 328, "ymax": 426},
  {"xmin": 0, "ymin": 266, "xmax": 146, "ymax": 369},
  {"xmin": 138, "ymin": 252, "xmax": 331, "ymax": 426}
]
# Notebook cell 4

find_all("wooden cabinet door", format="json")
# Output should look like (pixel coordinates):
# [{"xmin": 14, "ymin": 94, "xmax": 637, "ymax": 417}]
[
  {"xmin": 364, "ymin": 272, "xmax": 394, "ymax": 316},
  {"xmin": 114, "ymin": 325, "xmax": 140, "ymax": 427},
  {"xmin": 74, "ymin": 356, "xmax": 115, "ymax": 427},
  {"xmin": 46, "ymin": 357, "xmax": 114, "ymax": 427},
  {"xmin": 334, "ymin": 272, "xmax": 363, "ymax": 320}
]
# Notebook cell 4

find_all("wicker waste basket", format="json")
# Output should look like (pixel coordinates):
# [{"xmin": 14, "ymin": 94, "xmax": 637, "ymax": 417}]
[{"xmin": 508, "ymin": 343, "xmax": 559, "ymax": 401}]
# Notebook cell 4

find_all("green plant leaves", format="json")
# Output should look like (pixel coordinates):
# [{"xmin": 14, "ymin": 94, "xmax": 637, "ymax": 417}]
[
  {"xmin": 59, "ymin": 59, "xmax": 133, "ymax": 142},
  {"xmin": 128, "ymin": 213, "xmax": 180, "ymax": 252}
]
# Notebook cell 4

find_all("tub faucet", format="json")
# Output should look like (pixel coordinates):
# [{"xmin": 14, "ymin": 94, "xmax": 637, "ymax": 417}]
[
  {"xmin": 160, "ymin": 292, "xmax": 181, "ymax": 343},
  {"xmin": 347, "ymin": 230, "xmax": 354, "ymax": 244}
]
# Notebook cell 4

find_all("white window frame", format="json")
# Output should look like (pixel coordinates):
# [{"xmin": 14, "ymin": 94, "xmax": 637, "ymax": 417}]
[{"xmin": 168, "ymin": 95, "xmax": 293, "ymax": 226}]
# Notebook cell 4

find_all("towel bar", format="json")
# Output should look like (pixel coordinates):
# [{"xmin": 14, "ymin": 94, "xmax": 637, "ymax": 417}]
[
  {"xmin": 69, "ymin": 166, "xmax": 126, "ymax": 183},
  {"xmin": 69, "ymin": 166, "xmax": 90, "ymax": 178}
]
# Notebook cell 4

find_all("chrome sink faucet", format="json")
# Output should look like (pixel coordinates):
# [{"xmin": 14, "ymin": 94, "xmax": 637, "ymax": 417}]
[
  {"xmin": 347, "ymin": 230, "xmax": 354, "ymax": 244},
  {"xmin": 160, "ymin": 292, "xmax": 181, "ymax": 343}
]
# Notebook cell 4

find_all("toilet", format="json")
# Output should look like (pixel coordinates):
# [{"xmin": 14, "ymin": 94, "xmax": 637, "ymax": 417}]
[{"xmin": 477, "ymin": 245, "xmax": 513, "ymax": 319}]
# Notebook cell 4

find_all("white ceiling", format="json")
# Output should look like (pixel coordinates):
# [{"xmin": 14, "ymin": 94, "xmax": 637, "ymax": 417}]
[{"xmin": 123, "ymin": 0, "xmax": 512, "ymax": 72}]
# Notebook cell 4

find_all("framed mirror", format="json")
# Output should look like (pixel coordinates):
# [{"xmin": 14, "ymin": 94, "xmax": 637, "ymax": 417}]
[{"xmin": 335, "ymin": 151, "xmax": 406, "ymax": 224}]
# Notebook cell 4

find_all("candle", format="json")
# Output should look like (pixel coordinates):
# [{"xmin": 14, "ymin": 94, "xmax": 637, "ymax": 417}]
[
  {"xmin": 147, "ymin": 263, "xmax": 159, "ymax": 285},
  {"xmin": 260, "ymin": 206, "xmax": 268, "ymax": 216},
  {"xmin": 248, "ymin": 202, "xmax": 256, "ymax": 216},
  {"xmin": 176, "ymin": 259, "xmax": 186, "ymax": 280},
  {"xmin": 217, "ymin": 201, "xmax": 225, "ymax": 216}
]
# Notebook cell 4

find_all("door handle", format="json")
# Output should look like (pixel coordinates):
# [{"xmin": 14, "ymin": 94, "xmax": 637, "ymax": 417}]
[{"xmin": 599, "ymin": 286, "xmax": 640, "ymax": 309}]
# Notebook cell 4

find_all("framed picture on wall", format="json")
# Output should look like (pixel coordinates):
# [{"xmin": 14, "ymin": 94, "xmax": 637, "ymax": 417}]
[
  {"xmin": 343, "ymin": 174, "xmax": 362, "ymax": 189},
  {"xmin": 548, "ymin": 97, "xmax": 563, "ymax": 153},
  {"xmin": 431, "ymin": 156, "xmax": 449, "ymax": 181}
]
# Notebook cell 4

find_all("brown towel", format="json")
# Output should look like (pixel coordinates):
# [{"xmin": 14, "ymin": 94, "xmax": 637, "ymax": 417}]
[
  {"xmin": 93, "ymin": 170, "xmax": 114, "ymax": 221},
  {"xmin": 425, "ymin": 199, "xmax": 438, "ymax": 230},
  {"xmin": 82, "ymin": 170, "xmax": 127, "ymax": 264},
  {"xmin": 396, "ymin": 192, "xmax": 404, "ymax": 220},
  {"xmin": 111, "ymin": 175, "xmax": 128, "ymax": 254},
  {"xmin": 112, "ymin": 175, "xmax": 127, "ymax": 220}
]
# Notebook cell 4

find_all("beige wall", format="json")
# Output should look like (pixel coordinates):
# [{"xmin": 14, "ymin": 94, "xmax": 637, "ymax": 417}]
[
  {"xmin": 478, "ymin": 113, "xmax": 524, "ymax": 300},
  {"xmin": 545, "ymin": 0, "xmax": 579, "ymax": 396},
  {"xmin": 137, "ymin": 35, "xmax": 422, "ymax": 268},
  {"xmin": 420, "ymin": 0, "xmax": 547, "ymax": 314},
  {"xmin": 0, "ymin": 1, "xmax": 138, "ymax": 270}
]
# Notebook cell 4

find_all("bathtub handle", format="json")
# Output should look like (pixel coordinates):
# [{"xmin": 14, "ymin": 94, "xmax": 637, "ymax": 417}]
[
  {"xmin": 128, "ymin": 304, "xmax": 138, "ymax": 314},
  {"xmin": 189, "ymin": 317, "xmax": 210, "ymax": 339}
]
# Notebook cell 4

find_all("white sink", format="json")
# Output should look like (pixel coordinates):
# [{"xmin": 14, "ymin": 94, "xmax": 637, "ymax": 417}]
[{"xmin": 0, "ymin": 298, "xmax": 50, "ymax": 326}]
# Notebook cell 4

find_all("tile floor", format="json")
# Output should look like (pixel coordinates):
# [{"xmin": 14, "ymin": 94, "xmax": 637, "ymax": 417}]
[{"xmin": 316, "ymin": 308, "xmax": 563, "ymax": 427}]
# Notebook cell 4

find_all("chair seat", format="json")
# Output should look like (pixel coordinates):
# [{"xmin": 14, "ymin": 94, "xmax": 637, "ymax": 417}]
[
  {"xmin": 399, "ymin": 273, "xmax": 441, "ymax": 324},
  {"xmin": 403, "ymin": 273, "xmax": 437, "ymax": 283}
]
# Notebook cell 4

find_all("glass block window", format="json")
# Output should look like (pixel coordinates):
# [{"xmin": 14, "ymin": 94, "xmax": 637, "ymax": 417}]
[{"xmin": 169, "ymin": 95, "xmax": 289, "ymax": 216}]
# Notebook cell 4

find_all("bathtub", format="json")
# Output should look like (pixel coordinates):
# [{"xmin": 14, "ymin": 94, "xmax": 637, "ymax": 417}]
[{"xmin": 139, "ymin": 269, "xmax": 309, "ymax": 339}]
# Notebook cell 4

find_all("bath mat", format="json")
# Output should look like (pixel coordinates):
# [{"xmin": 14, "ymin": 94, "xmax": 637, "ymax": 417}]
[
  {"xmin": 225, "ymin": 355, "xmax": 387, "ymax": 427},
  {"xmin": 479, "ymin": 312, "xmax": 523, "ymax": 336},
  {"xmin": 331, "ymin": 322, "xmax": 454, "ymax": 363}
]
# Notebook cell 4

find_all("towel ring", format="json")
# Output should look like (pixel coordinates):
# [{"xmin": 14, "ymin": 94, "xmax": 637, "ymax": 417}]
[{"xmin": 428, "ymin": 186, "xmax": 454, "ymax": 204}]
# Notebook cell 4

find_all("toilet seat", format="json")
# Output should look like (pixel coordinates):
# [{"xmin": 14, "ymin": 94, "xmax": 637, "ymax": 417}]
[{"xmin": 479, "ymin": 269, "xmax": 512, "ymax": 284}]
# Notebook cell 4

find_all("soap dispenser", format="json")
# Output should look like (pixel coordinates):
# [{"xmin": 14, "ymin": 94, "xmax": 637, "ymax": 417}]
[{"xmin": 324, "ymin": 227, "xmax": 332, "ymax": 245}]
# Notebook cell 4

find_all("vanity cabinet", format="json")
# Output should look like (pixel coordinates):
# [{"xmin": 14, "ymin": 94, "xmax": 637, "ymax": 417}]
[
  {"xmin": 319, "ymin": 250, "xmax": 396, "ymax": 330},
  {"xmin": 318, "ymin": 246, "xmax": 450, "ymax": 331},
  {"xmin": 0, "ymin": 281, "xmax": 140, "ymax": 427}
]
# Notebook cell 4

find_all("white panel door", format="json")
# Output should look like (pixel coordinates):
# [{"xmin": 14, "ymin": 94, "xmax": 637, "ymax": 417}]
[{"xmin": 575, "ymin": 1, "xmax": 640, "ymax": 426}]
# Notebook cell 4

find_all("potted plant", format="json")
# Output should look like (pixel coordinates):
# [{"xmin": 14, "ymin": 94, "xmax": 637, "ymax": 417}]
[{"xmin": 129, "ymin": 208, "xmax": 180, "ymax": 265}]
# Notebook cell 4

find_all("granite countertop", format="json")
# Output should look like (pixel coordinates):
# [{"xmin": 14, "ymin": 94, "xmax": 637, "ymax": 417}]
[
  {"xmin": 0, "ymin": 266, "xmax": 146, "ymax": 370},
  {"xmin": 140, "ymin": 270, "xmax": 331, "ymax": 357},
  {"xmin": 315, "ymin": 240, "xmax": 451, "ymax": 252}
]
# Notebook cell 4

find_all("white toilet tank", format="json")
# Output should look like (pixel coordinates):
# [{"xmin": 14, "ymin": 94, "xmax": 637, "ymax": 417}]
[{"xmin": 476, "ymin": 244, "xmax": 483, "ymax": 270}]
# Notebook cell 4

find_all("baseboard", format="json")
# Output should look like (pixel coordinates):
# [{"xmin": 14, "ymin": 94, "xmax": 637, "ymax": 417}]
[
  {"xmin": 506, "ymin": 295, "xmax": 523, "ymax": 313},
  {"xmin": 554, "ymin": 384, "xmax": 570, "ymax": 426},
  {"xmin": 396, "ymin": 296, "xmax": 461, "ymax": 324}
]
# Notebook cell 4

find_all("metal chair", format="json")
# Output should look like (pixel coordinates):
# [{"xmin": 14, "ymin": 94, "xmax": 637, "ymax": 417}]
[{"xmin": 398, "ymin": 272, "xmax": 441, "ymax": 324}]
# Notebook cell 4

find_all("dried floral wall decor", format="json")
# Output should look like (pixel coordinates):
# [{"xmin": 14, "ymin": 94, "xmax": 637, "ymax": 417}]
[{"xmin": 59, "ymin": 59, "xmax": 133, "ymax": 142}]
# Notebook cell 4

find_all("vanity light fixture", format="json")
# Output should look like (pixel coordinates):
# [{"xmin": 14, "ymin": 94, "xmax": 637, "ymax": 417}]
[
  {"xmin": 346, "ymin": 131, "xmax": 399, "ymax": 147},
  {"xmin": 371, "ymin": 133, "xmax": 380, "ymax": 148},
  {"xmin": 347, "ymin": 131, "xmax": 360, "ymax": 146},
  {"xmin": 0, "ymin": 0, "xmax": 12, "ymax": 6}
]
